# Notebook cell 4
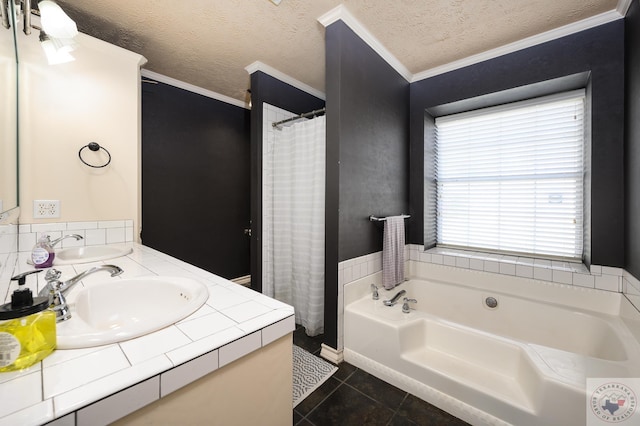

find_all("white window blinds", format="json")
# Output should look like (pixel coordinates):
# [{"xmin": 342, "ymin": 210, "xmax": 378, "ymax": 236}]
[{"xmin": 435, "ymin": 90, "xmax": 585, "ymax": 259}]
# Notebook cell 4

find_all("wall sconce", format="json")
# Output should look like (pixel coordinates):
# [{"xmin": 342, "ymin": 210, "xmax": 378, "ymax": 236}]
[{"xmin": 1, "ymin": 0, "xmax": 78, "ymax": 65}]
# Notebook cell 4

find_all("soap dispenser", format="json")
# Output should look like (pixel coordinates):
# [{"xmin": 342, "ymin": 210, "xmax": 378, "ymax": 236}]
[
  {"xmin": 0, "ymin": 270, "xmax": 57, "ymax": 372},
  {"xmin": 31, "ymin": 234, "xmax": 55, "ymax": 268}
]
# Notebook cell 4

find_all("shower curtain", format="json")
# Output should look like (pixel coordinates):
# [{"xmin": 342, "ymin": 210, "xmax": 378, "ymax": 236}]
[{"xmin": 268, "ymin": 115, "xmax": 325, "ymax": 336}]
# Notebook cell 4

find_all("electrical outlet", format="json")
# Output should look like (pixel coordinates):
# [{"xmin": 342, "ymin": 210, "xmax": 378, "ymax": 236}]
[{"xmin": 33, "ymin": 200, "xmax": 60, "ymax": 218}]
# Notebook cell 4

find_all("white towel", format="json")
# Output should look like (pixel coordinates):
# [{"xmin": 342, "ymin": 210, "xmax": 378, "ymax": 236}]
[{"xmin": 382, "ymin": 216, "xmax": 405, "ymax": 290}]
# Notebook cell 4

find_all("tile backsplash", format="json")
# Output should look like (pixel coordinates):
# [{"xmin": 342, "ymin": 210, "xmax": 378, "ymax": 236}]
[
  {"xmin": 0, "ymin": 223, "xmax": 18, "ymax": 254},
  {"xmin": 17, "ymin": 220, "xmax": 135, "ymax": 252}
]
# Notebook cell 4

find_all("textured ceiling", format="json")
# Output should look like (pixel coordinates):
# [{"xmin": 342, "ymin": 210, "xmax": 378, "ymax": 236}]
[{"xmin": 55, "ymin": 0, "xmax": 620, "ymax": 104}]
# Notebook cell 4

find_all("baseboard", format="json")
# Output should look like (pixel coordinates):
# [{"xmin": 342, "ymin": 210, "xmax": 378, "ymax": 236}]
[
  {"xmin": 320, "ymin": 344, "xmax": 344, "ymax": 364},
  {"xmin": 231, "ymin": 275, "xmax": 251, "ymax": 286},
  {"xmin": 343, "ymin": 349, "xmax": 501, "ymax": 426}
]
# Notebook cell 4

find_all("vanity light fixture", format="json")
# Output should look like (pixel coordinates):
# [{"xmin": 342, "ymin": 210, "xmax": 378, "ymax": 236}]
[
  {"xmin": 0, "ymin": 0, "xmax": 10, "ymax": 30},
  {"xmin": 1, "ymin": 0, "xmax": 78, "ymax": 64},
  {"xmin": 36, "ymin": 0, "xmax": 78, "ymax": 64},
  {"xmin": 39, "ymin": 29, "xmax": 74, "ymax": 64},
  {"xmin": 37, "ymin": 0, "xmax": 77, "ymax": 39}
]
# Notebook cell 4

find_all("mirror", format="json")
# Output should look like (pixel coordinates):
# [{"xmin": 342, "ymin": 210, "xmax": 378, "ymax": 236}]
[{"xmin": 0, "ymin": 1, "xmax": 18, "ymax": 224}]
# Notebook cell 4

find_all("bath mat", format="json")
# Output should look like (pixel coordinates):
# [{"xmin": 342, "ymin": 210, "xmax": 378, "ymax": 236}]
[{"xmin": 293, "ymin": 345, "xmax": 338, "ymax": 407}]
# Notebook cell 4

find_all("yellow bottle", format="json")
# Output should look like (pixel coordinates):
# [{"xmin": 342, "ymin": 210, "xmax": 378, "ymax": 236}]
[{"xmin": 0, "ymin": 270, "xmax": 56, "ymax": 373}]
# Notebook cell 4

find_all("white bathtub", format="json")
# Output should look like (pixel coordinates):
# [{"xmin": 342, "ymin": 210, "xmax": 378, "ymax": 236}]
[{"xmin": 343, "ymin": 266, "xmax": 640, "ymax": 426}]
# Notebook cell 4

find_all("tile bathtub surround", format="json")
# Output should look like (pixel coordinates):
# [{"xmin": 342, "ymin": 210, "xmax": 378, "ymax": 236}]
[
  {"xmin": 337, "ymin": 249, "xmax": 410, "ymax": 350},
  {"xmin": 0, "ymin": 243, "xmax": 295, "ymax": 425},
  {"xmin": 335, "ymin": 244, "xmax": 632, "ymax": 352},
  {"xmin": 17, "ymin": 220, "xmax": 135, "ymax": 252},
  {"xmin": 406, "ymin": 245, "xmax": 625, "ymax": 293}
]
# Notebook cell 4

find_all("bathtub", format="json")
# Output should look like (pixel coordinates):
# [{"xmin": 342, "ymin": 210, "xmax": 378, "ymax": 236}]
[{"xmin": 343, "ymin": 266, "xmax": 640, "ymax": 426}]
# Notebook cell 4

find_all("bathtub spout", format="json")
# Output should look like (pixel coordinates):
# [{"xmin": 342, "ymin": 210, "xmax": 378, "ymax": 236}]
[{"xmin": 383, "ymin": 289, "xmax": 406, "ymax": 306}]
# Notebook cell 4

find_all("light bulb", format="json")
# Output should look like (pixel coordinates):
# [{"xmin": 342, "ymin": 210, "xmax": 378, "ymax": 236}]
[
  {"xmin": 38, "ymin": 0, "xmax": 78, "ymax": 39},
  {"xmin": 39, "ymin": 31, "xmax": 74, "ymax": 65}
]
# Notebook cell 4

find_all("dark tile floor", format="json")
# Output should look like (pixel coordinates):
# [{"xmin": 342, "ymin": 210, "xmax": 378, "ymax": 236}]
[{"xmin": 293, "ymin": 325, "xmax": 469, "ymax": 426}]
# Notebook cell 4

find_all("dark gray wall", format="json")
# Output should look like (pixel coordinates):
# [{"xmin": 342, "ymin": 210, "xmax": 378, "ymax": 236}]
[
  {"xmin": 248, "ymin": 71, "xmax": 325, "ymax": 293},
  {"xmin": 325, "ymin": 21, "xmax": 410, "ymax": 347},
  {"xmin": 626, "ymin": 0, "xmax": 640, "ymax": 278},
  {"xmin": 142, "ymin": 81, "xmax": 251, "ymax": 279},
  {"xmin": 327, "ymin": 21, "xmax": 410, "ymax": 262},
  {"xmin": 409, "ymin": 20, "xmax": 626, "ymax": 268}
]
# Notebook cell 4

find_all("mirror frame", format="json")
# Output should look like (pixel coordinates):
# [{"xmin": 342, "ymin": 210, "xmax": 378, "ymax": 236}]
[{"xmin": 0, "ymin": 0, "xmax": 19, "ymax": 224}]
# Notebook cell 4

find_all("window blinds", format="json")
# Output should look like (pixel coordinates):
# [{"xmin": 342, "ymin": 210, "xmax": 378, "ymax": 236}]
[{"xmin": 435, "ymin": 90, "xmax": 585, "ymax": 259}]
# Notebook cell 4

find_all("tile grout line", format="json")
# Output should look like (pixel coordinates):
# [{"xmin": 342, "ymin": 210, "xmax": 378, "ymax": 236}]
[
  {"xmin": 386, "ymin": 393, "xmax": 410, "ymax": 426},
  {"xmin": 297, "ymin": 379, "xmax": 343, "ymax": 424},
  {"xmin": 340, "ymin": 380, "xmax": 399, "ymax": 415}
]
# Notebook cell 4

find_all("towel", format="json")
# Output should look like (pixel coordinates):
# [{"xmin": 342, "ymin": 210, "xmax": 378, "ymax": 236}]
[{"xmin": 382, "ymin": 216, "xmax": 405, "ymax": 290}]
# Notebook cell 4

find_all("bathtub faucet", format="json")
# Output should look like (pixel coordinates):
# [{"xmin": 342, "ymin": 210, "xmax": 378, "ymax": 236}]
[
  {"xmin": 370, "ymin": 284, "xmax": 379, "ymax": 300},
  {"xmin": 402, "ymin": 298, "xmax": 417, "ymax": 313},
  {"xmin": 383, "ymin": 289, "xmax": 406, "ymax": 306}
]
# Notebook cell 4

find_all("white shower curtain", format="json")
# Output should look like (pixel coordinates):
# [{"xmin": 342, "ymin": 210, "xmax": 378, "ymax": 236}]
[{"xmin": 269, "ymin": 115, "xmax": 325, "ymax": 336}]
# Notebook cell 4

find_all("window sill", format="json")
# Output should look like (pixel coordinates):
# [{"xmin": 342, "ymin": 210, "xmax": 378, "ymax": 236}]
[{"xmin": 409, "ymin": 246, "xmax": 623, "ymax": 292}]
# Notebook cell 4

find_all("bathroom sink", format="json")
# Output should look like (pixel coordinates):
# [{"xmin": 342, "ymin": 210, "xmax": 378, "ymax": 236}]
[
  {"xmin": 54, "ymin": 245, "xmax": 133, "ymax": 265},
  {"xmin": 56, "ymin": 276, "xmax": 209, "ymax": 349},
  {"xmin": 27, "ymin": 244, "xmax": 133, "ymax": 266}
]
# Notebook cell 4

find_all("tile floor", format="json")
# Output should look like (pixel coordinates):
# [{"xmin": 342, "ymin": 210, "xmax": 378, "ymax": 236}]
[{"xmin": 293, "ymin": 325, "xmax": 469, "ymax": 426}]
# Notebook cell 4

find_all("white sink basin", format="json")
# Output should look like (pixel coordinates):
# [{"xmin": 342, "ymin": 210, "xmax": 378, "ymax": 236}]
[
  {"xmin": 27, "ymin": 244, "xmax": 133, "ymax": 266},
  {"xmin": 55, "ymin": 245, "xmax": 133, "ymax": 265},
  {"xmin": 56, "ymin": 276, "xmax": 209, "ymax": 349}
]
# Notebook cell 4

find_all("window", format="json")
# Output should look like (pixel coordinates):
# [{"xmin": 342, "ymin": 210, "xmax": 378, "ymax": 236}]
[{"xmin": 434, "ymin": 90, "xmax": 585, "ymax": 260}]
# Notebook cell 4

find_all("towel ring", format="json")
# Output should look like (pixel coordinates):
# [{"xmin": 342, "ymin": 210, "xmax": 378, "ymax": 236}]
[{"xmin": 79, "ymin": 142, "xmax": 111, "ymax": 168}]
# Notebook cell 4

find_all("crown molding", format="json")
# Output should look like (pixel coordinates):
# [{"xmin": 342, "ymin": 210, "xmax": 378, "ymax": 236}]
[
  {"xmin": 140, "ymin": 69, "xmax": 248, "ymax": 109},
  {"xmin": 317, "ymin": 4, "xmax": 626, "ymax": 85},
  {"xmin": 318, "ymin": 5, "xmax": 413, "ymax": 83},
  {"xmin": 617, "ymin": 0, "xmax": 633, "ymax": 15},
  {"xmin": 244, "ymin": 61, "xmax": 326, "ymax": 100},
  {"xmin": 412, "ymin": 9, "xmax": 624, "ymax": 83}
]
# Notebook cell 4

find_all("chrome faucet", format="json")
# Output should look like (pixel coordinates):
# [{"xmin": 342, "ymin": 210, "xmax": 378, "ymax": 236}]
[
  {"xmin": 39, "ymin": 265, "xmax": 123, "ymax": 322},
  {"xmin": 402, "ymin": 297, "xmax": 417, "ymax": 313},
  {"xmin": 383, "ymin": 289, "xmax": 406, "ymax": 306},
  {"xmin": 49, "ymin": 234, "xmax": 83, "ymax": 247},
  {"xmin": 370, "ymin": 284, "xmax": 379, "ymax": 300}
]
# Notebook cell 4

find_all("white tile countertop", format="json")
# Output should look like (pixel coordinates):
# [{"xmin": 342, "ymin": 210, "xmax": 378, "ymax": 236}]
[{"xmin": 0, "ymin": 243, "xmax": 295, "ymax": 426}]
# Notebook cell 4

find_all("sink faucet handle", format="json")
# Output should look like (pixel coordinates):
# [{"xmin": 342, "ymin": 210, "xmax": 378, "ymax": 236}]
[
  {"xmin": 402, "ymin": 297, "xmax": 417, "ymax": 313},
  {"xmin": 370, "ymin": 284, "xmax": 379, "ymax": 300},
  {"xmin": 10, "ymin": 269, "xmax": 42, "ymax": 285},
  {"xmin": 45, "ymin": 269, "xmax": 62, "ymax": 282},
  {"xmin": 39, "ymin": 269, "xmax": 64, "ymax": 299}
]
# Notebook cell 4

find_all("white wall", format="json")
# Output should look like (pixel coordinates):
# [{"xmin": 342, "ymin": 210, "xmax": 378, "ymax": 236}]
[{"xmin": 16, "ymin": 29, "xmax": 146, "ymax": 239}]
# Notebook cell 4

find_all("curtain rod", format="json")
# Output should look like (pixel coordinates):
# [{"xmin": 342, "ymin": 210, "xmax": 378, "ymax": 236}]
[{"xmin": 272, "ymin": 107, "xmax": 326, "ymax": 128}]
